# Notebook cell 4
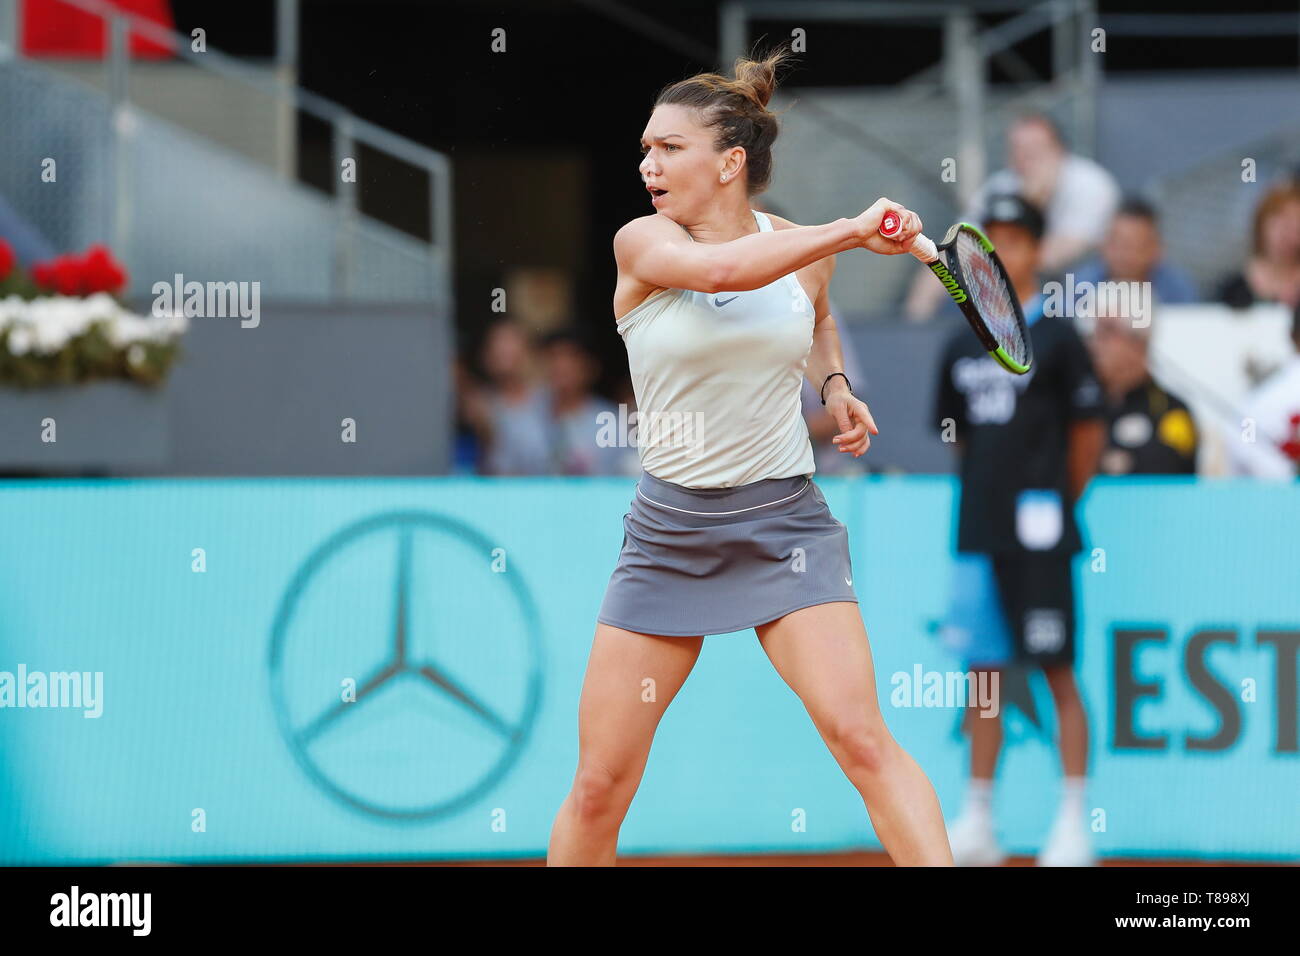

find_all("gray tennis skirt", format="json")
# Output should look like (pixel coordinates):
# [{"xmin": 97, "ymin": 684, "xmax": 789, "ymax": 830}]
[{"xmin": 596, "ymin": 469, "xmax": 858, "ymax": 637}]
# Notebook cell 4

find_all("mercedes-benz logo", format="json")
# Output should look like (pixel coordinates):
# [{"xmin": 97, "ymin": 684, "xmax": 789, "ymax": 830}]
[{"xmin": 269, "ymin": 510, "xmax": 544, "ymax": 821}]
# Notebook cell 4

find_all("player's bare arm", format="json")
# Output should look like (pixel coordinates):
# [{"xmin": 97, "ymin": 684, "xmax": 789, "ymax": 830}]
[{"xmin": 613, "ymin": 198, "xmax": 921, "ymax": 313}]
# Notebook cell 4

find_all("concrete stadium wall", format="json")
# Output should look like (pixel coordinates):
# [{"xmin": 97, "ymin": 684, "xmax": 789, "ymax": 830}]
[{"xmin": 135, "ymin": 302, "xmax": 451, "ymax": 476}]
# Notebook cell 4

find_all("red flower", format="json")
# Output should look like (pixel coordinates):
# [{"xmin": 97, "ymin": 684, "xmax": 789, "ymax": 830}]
[
  {"xmin": 50, "ymin": 255, "xmax": 83, "ymax": 296},
  {"xmin": 30, "ymin": 244, "xmax": 129, "ymax": 296},
  {"xmin": 1280, "ymin": 413, "xmax": 1300, "ymax": 463},
  {"xmin": 0, "ymin": 239, "xmax": 13, "ymax": 280},
  {"xmin": 83, "ymin": 245, "xmax": 113, "ymax": 293},
  {"xmin": 81, "ymin": 243, "xmax": 128, "ymax": 294}
]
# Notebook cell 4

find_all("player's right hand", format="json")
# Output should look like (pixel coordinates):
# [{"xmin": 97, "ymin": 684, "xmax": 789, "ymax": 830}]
[{"xmin": 854, "ymin": 198, "xmax": 921, "ymax": 255}]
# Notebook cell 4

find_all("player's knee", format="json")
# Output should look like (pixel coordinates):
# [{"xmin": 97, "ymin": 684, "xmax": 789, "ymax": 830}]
[
  {"xmin": 571, "ymin": 758, "xmax": 627, "ymax": 822},
  {"xmin": 832, "ymin": 721, "xmax": 892, "ymax": 775}
]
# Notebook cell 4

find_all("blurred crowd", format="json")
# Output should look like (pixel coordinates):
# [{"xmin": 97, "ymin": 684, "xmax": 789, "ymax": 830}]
[
  {"xmin": 454, "ymin": 321, "xmax": 639, "ymax": 477},
  {"xmin": 453, "ymin": 309, "xmax": 871, "ymax": 479},
  {"xmin": 447, "ymin": 112, "xmax": 1300, "ymax": 481},
  {"xmin": 910, "ymin": 113, "xmax": 1300, "ymax": 481},
  {"xmin": 906, "ymin": 114, "xmax": 1300, "ymax": 318}
]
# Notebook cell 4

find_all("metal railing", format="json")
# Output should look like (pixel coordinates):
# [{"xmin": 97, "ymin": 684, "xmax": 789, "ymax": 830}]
[
  {"xmin": 0, "ymin": 0, "xmax": 452, "ymax": 304},
  {"xmin": 718, "ymin": 0, "xmax": 1099, "ymax": 206}
]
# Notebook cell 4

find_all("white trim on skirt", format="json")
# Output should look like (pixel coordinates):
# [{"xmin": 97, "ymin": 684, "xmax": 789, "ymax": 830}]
[{"xmin": 634, "ymin": 479, "xmax": 811, "ymax": 517}]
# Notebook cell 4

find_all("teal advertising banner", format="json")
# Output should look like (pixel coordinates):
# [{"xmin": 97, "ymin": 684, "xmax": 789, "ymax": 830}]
[{"xmin": 0, "ymin": 476, "xmax": 1295, "ymax": 863}]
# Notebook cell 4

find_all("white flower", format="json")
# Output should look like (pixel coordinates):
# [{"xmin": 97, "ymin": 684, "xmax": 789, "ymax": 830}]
[
  {"xmin": 23, "ymin": 296, "xmax": 93, "ymax": 353},
  {"xmin": 104, "ymin": 312, "xmax": 144, "ymax": 349},
  {"xmin": 32, "ymin": 317, "xmax": 71, "ymax": 353},
  {"xmin": 164, "ymin": 311, "xmax": 189, "ymax": 336},
  {"xmin": 7, "ymin": 326, "xmax": 32, "ymax": 356},
  {"xmin": 0, "ymin": 294, "xmax": 26, "ymax": 326},
  {"xmin": 83, "ymin": 292, "xmax": 118, "ymax": 318},
  {"xmin": 0, "ymin": 294, "xmax": 185, "ymax": 360}
]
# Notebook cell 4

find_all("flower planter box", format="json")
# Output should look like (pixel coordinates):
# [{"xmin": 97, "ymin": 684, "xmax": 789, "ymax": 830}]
[{"xmin": 0, "ymin": 381, "xmax": 169, "ymax": 472}]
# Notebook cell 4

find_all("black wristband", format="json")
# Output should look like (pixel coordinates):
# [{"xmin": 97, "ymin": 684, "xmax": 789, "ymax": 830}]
[{"xmin": 820, "ymin": 371, "xmax": 851, "ymax": 405}]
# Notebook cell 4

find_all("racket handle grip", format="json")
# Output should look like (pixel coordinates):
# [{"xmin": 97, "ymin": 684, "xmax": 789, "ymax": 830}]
[
  {"xmin": 908, "ymin": 234, "xmax": 938, "ymax": 264},
  {"xmin": 878, "ymin": 210, "xmax": 938, "ymax": 263}
]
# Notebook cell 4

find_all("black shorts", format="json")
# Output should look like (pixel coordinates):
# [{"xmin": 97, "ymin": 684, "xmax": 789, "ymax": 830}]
[{"xmin": 990, "ymin": 553, "xmax": 1076, "ymax": 667}]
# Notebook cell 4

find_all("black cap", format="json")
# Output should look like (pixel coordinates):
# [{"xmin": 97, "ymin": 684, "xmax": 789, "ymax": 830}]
[{"xmin": 981, "ymin": 193, "xmax": 1045, "ymax": 241}]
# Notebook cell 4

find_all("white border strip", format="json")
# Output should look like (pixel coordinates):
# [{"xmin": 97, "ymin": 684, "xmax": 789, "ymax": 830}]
[{"xmin": 635, "ymin": 479, "xmax": 811, "ymax": 517}]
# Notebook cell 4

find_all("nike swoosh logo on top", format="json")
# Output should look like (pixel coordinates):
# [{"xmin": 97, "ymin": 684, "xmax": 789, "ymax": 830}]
[
  {"xmin": 845, "ymin": 577, "xmax": 853, "ymax": 586},
  {"xmin": 713, "ymin": 295, "xmax": 739, "ymax": 307}
]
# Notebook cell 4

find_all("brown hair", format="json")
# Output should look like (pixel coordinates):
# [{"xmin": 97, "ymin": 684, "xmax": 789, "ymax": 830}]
[
  {"xmin": 1250, "ymin": 180, "xmax": 1300, "ymax": 258},
  {"xmin": 652, "ymin": 47, "xmax": 795, "ymax": 196}
]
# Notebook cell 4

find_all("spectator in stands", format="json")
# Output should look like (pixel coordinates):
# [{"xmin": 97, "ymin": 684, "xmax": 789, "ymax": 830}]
[
  {"xmin": 1073, "ymin": 198, "xmax": 1199, "ymax": 305},
  {"xmin": 472, "ymin": 317, "xmax": 554, "ymax": 476},
  {"xmin": 906, "ymin": 113, "xmax": 1120, "ymax": 320},
  {"xmin": 1085, "ymin": 310, "xmax": 1199, "ymax": 475},
  {"xmin": 1216, "ymin": 180, "xmax": 1300, "ymax": 310},
  {"xmin": 1226, "ymin": 302, "xmax": 1300, "ymax": 480},
  {"xmin": 451, "ymin": 355, "xmax": 486, "ymax": 475},
  {"xmin": 539, "ymin": 329, "xmax": 637, "ymax": 476}
]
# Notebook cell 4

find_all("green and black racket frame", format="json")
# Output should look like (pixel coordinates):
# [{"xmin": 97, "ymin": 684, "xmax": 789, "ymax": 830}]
[{"xmin": 880, "ymin": 213, "xmax": 1034, "ymax": 375}]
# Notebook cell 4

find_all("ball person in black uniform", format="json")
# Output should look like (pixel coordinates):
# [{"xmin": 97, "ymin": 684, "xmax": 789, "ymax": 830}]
[{"xmin": 932, "ymin": 195, "xmax": 1106, "ymax": 866}]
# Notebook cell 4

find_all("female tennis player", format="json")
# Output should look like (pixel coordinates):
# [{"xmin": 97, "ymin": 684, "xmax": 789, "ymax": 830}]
[{"xmin": 547, "ymin": 48, "xmax": 953, "ymax": 866}]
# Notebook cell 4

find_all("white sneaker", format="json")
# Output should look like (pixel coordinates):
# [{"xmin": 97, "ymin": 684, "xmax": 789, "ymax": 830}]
[
  {"xmin": 1036, "ymin": 816, "xmax": 1098, "ymax": 866},
  {"xmin": 946, "ymin": 813, "xmax": 1007, "ymax": 866}
]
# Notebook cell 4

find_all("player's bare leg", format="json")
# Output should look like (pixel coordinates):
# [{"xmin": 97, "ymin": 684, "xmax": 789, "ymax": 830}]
[
  {"xmin": 547, "ymin": 623, "xmax": 703, "ymax": 865},
  {"xmin": 755, "ymin": 602, "xmax": 953, "ymax": 865}
]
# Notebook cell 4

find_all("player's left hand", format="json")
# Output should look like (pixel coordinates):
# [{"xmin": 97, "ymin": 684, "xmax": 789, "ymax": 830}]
[{"xmin": 827, "ymin": 391, "xmax": 879, "ymax": 457}]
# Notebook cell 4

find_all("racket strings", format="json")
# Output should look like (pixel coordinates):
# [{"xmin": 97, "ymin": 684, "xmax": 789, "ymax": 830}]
[{"xmin": 954, "ymin": 232, "xmax": 1029, "ymax": 367}]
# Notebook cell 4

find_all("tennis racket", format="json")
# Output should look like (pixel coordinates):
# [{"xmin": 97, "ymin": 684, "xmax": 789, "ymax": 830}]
[{"xmin": 880, "ymin": 211, "xmax": 1033, "ymax": 375}]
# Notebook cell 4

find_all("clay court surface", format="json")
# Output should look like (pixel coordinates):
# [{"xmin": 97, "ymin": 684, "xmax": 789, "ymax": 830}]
[{"xmin": 344, "ymin": 853, "xmax": 1285, "ymax": 867}]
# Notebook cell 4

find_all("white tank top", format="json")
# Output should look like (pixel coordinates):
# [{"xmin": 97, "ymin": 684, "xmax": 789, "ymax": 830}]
[{"xmin": 616, "ymin": 209, "xmax": 818, "ymax": 488}]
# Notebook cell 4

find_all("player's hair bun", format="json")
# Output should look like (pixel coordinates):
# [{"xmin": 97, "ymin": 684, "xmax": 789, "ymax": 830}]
[
  {"xmin": 652, "ymin": 46, "xmax": 795, "ymax": 195},
  {"xmin": 729, "ymin": 49, "xmax": 788, "ymax": 110}
]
